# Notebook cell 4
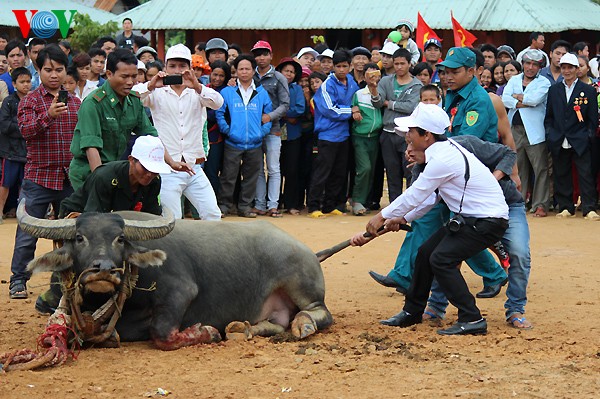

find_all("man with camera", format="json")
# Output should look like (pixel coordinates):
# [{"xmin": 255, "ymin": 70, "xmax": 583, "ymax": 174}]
[
  {"xmin": 352, "ymin": 103, "xmax": 509, "ymax": 335},
  {"xmin": 137, "ymin": 44, "xmax": 223, "ymax": 221}
]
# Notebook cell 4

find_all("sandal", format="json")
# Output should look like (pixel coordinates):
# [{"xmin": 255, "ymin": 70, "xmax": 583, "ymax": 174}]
[
  {"xmin": 250, "ymin": 208, "xmax": 267, "ymax": 216},
  {"xmin": 267, "ymin": 208, "xmax": 283, "ymax": 218},
  {"xmin": 352, "ymin": 203, "xmax": 367, "ymax": 216},
  {"xmin": 533, "ymin": 207, "xmax": 547, "ymax": 217},
  {"xmin": 421, "ymin": 307, "xmax": 443, "ymax": 326},
  {"xmin": 507, "ymin": 314, "xmax": 533, "ymax": 330},
  {"xmin": 308, "ymin": 210, "xmax": 327, "ymax": 219},
  {"xmin": 287, "ymin": 208, "xmax": 301, "ymax": 216},
  {"xmin": 326, "ymin": 209, "xmax": 344, "ymax": 216},
  {"xmin": 9, "ymin": 280, "xmax": 28, "ymax": 299}
]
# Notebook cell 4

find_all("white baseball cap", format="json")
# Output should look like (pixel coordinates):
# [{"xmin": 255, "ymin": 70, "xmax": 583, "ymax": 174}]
[
  {"xmin": 379, "ymin": 42, "xmax": 400, "ymax": 56},
  {"xmin": 394, "ymin": 103, "xmax": 450, "ymax": 136},
  {"xmin": 317, "ymin": 49, "xmax": 334, "ymax": 60},
  {"xmin": 297, "ymin": 47, "xmax": 319, "ymax": 59},
  {"xmin": 165, "ymin": 43, "xmax": 192, "ymax": 62},
  {"xmin": 137, "ymin": 60, "xmax": 147, "ymax": 72},
  {"xmin": 131, "ymin": 136, "xmax": 172, "ymax": 174},
  {"xmin": 559, "ymin": 53, "xmax": 579, "ymax": 67}
]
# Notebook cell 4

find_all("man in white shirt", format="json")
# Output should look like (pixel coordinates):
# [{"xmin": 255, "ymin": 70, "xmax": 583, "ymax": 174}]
[
  {"xmin": 138, "ymin": 44, "xmax": 224, "ymax": 220},
  {"xmin": 352, "ymin": 104, "xmax": 509, "ymax": 335}
]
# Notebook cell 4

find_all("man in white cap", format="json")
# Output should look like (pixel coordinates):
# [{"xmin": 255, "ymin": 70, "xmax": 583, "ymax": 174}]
[
  {"xmin": 60, "ymin": 135, "xmax": 171, "ymax": 216},
  {"xmin": 297, "ymin": 47, "xmax": 319, "ymax": 70},
  {"xmin": 379, "ymin": 42, "xmax": 399, "ymax": 77},
  {"xmin": 138, "ymin": 43, "xmax": 224, "ymax": 221},
  {"xmin": 545, "ymin": 52, "xmax": 599, "ymax": 220},
  {"xmin": 352, "ymin": 103, "xmax": 510, "ymax": 335},
  {"xmin": 317, "ymin": 49, "xmax": 335, "ymax": 74}
]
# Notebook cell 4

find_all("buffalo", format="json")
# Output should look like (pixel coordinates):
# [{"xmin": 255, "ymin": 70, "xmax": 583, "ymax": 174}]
[{"xmin": 19, "ymin": 203, "xmax": 333, "ymax": 350}]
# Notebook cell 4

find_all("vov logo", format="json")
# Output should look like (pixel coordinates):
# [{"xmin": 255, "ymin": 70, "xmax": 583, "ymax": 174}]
[{"xmin": 12, "ymin": 10, "xmax": 77, "ymax": 39}]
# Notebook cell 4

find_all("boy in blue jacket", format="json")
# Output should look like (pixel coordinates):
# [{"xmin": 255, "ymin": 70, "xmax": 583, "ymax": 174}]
[
  {"xmin": 307, "ymin": 50, "xmax": 359, "ymax": 218},
  {"xmin": 216, "ymin": 54, "xmax": 273, "ymax": 218}
]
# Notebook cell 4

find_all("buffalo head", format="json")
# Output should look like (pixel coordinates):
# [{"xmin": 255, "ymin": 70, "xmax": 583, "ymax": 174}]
[{"xmin": 18, "ymin": 201, "xmax": 175, "ymax": 295}]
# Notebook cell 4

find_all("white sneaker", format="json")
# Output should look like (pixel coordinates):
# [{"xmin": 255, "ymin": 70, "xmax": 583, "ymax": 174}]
[
  {"xmin": 556, "ymin": 209, "xmax": 575, "ymax": 218},
  {"xmin": 584, "ymin": 211, "xmax": 600, "ymax": 221}
]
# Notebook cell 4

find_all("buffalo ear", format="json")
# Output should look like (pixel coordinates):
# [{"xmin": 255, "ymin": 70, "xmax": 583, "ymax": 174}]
[
  {"xmin": 125, "ymin": 242, "xmax": 167, "ymax": 268},
  {"xmin": 27, "ymin": 247, "xmax": 73, "ymax": 274}
]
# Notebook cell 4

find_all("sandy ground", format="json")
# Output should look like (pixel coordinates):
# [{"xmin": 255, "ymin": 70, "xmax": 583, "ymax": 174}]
[{"xmin": 1, "ymin": 209, "xmax": 600, "ymax": 398}]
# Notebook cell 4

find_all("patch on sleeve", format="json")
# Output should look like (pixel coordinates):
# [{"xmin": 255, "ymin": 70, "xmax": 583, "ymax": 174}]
[{"xmin": 466, "ymin": 111, "xmax": 479, "ymax": 126}]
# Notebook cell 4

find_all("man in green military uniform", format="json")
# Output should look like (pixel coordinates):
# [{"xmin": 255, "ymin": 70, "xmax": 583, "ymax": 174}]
[
  {"xmin": 60, "ymin": 135, "xmax": 171, "ymax": 216},
  {"xmin": 69, "ymin": 49, "xmax": 188, "ymax": 190},
  {"xmin": 441, "ymin": 47, "xmax": 499, "ymax": 142}
]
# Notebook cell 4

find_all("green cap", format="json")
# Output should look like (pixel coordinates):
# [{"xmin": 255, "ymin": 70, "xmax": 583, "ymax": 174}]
[{"xmin": 438, "ymin": 47, "xmax": 476, "ymax": 69}]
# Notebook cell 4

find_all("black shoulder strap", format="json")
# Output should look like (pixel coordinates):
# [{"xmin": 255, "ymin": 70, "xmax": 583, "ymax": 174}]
[{"xmin": 448, "ymin": 138, "xmax": 470, "ymax": 215}]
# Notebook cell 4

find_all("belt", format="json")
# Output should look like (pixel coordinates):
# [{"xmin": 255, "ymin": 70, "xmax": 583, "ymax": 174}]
[
  {"xmin": 462, "ymin": 217, "xmax": 508, "ymax": 227},
  {"xmin": 181, "ymin": 157, "xmax": 205, "ymax": 165}
]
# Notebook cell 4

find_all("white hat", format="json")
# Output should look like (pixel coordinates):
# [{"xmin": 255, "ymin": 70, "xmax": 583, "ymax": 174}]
[
  {"xmin": 297, "ymin": 47, "xmax": 319, "ymax": 59},
  {"xmin": 394, "ymin": 103, "xmax": 450, "ymax": 136},
  {"xmin": 131, "ymin": 136, "xmax": 172, "ymax": 174},
  {"xmin": 317, "ymin": 49, "xmax": 334, "ymax": 60},
  {"xmin": 137, "ymin": 60, "xmax": 147, "ymax": 72},
  {"xmin": 165, "ymin": 43, "xmax": 192, "ymax": 62},
  {"xmin": 380, "ymin": 42, "xmax": 400, "ymax": 56},
  {"xmin": 559, "ymin": 53, "xmax": 579, "ymax": 67}
]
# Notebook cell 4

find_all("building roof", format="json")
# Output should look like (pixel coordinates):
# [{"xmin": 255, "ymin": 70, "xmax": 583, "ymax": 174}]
[
  {"xmin": 0, "ymin": 0, "xmax": 115, "ymax": 27},
  {"xmin": 117, "ymin": 0, "xmax": 600, "ymax": 32}
]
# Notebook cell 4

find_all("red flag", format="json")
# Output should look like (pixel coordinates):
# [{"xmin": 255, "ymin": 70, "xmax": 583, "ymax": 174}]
[
  {"xmin": 416, "ymin": 12, "xmax": 441, "ymax": 51},
  {"xmin": 451, "ymin": 11, "xmax": 477, "ymax": 48}
]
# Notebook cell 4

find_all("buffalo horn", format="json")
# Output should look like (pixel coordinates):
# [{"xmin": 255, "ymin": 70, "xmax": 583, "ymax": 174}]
[
  {"xmin": 16, "ymin": 199, "xmax": 77, "ymax": 240},
  {"xmin": 122, "ymin": 207, "xmax": 176, "ymax": 241}
]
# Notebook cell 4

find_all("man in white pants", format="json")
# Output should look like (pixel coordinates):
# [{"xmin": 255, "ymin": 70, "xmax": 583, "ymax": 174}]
[{"xmin": 137, "ymin": 43, "xmax": 223, "ymax": 220}]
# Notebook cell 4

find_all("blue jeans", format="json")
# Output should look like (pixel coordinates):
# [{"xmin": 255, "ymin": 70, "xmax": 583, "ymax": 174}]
[
  {"xmin": 10, "ymin": 179, "xmax": 73, "ymax": 285},
  {"xmin": 389, "ymin": 203, "xmax": 506, "ymax": 289},
  {"xmin": 255, "ymin": 134, "xmax": 282, "ymax": 211},
  {"xmin": 428, "ymin": 203, "xmax": 531, "ymax": 320}
]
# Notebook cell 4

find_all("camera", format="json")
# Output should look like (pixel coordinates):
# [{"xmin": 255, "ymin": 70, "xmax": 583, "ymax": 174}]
[{"xmin": 447, "ymin": 214, "xmax": 465, "ymax": 233}]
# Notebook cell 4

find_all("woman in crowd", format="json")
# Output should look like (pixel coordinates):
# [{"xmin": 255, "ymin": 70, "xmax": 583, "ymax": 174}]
[
  {"xmin": 492, "ymin": 61, "xmax": 507, "ymax": 96},
  {"xmin": 480, "ymin": 66, "xmax": 497, "ymax": 93},
  {"xmin": 71, "ymin": 53, "xmax": 97, "ymax": 100},
  {"xmin": 276, "ymin": 58, "xmax": 306, "ymax": 215},
  {"xmin": 145, "ymin": 61, "xmax": 162, "ymax": 82},
  {"xmin": 577, "ymin": 55, "xmax": 598, "ymax": 87},
  {"xmin": 205, "ymin": 60, "xmax": 231, "ymax": 196},
  {"xmin": 497, "ymin": 60, "xmax": 521, "ymax": 96}
]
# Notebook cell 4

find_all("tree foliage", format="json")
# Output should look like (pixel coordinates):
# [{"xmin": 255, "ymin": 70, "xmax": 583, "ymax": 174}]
[{"xmin": 67, "ymin": 13, "xmax": 119, "ymax": 53}]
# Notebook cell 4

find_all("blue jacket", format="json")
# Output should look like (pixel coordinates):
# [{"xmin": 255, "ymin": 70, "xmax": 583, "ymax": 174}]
[
  {"xmin": 313, "ymin": 73, "xmax": 359, "ymax": 142},
  {"xmin": 282, "ymin": 82, "xmax": 306, "ymax": 141},
  {"xmin": 216, "ymin": 84, "xmax": 273, "ymax": 150}
]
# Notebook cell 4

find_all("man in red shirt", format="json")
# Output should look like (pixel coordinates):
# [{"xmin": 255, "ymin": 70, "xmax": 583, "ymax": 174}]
[{"xmin": 8, "ymin": 44, "xmax": 81, "ymax": 299}]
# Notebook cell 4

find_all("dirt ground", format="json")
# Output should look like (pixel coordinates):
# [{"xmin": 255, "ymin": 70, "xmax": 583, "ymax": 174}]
[{"xmin": 1, "ymin": 209, "xmax": 599, "ymax": 398}]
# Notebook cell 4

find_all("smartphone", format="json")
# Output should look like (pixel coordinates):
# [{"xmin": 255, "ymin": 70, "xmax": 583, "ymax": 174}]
[
  {"xmin": 163, "ymin": 75, "xmax": 183, "ymax": 85},
  {"xmin": 57, "ymin": 89, "xmax": 69, "ymax": 104}
]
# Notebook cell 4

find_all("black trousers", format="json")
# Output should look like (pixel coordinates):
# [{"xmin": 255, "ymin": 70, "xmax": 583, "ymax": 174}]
[
  {"xmin": 552, "ymin": 146, "xmax": 598, "ymax": 215},
  {"xmin": 380, "ymin": 131, "xmax": 411, "ymax": 202},
  {"xmin": 281, "ymin": 138, "xmax": 302, "ymax": 210},
  {"xmin": 403, "ymin": 218, "xmax": 508, "ymax": 323},
  {"xmin": 307, "ymin": 139, "xmax": 349, "ymax": 213}
]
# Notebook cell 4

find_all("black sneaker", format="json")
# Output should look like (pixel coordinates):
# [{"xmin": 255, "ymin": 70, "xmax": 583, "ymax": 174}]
[{"xmin": 35, "ymin": 295, "xmax": 57, "ymax": 315}]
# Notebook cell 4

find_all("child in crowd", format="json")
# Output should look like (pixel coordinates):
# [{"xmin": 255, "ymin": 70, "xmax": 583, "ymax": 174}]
[
  {"xmin": 0, "ymin": 67, "xmax": 31, "ymax": 223},
  {"xmin": 192, "ymin": 54, "xmax": 211, "ymax": 84},
  {"xmin": 145, "ymin": 61, "xmax": 162, "ymax": 81},
  {"xmin": 389, "ymin": 21, "xmax": 420, "ymax": 65},
  {"xmin": 350, "ymin": 63, "xmax": 382, "ymax": 215},
  {"xmin": 419, "ymin": 84, "xmax": 442, "ymax": 106},
  {"xmin": 64, "ymin": 67, "xmax": 79, "ymax": 95},
  {"xmin": 136, "ymin": 60, "xmax": 146, "ymax": 84}
]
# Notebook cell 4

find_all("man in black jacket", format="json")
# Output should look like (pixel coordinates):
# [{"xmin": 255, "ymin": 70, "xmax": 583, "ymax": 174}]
[
  {"xmin": 0, "ymin": 67, "xmax": 31, "ymax": 223},
  {"xmin": 545, "ymin": 53, "xmax": 599, "ymax": 220}
]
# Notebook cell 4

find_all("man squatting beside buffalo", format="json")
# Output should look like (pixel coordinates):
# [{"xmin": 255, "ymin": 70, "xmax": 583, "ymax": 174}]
[{"xmin": 351, "ymin": 104, "xmax": 510, "ymax": 336}]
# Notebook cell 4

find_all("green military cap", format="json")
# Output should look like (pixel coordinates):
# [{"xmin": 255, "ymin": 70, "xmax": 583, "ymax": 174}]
[{"xmin": 437, "ymin": 47, "xmax": 476, "ymax": 69}]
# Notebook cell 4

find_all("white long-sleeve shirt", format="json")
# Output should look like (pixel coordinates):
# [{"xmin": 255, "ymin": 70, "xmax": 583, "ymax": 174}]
[
  {"xmin": 381, "ymin": 139, "xmax": 509, "ymax": 222},
  {"xmin": 136, "ymin": 82, "xmax": 224, "ymax": 163}
]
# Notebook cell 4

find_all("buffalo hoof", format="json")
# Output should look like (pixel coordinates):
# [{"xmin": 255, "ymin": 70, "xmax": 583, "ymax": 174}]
[
  {"xmin": 225, "ymin": 321, "xmax": 252, "ymax": 341},
  {"xmin": 97, "ymin": 330, "xmax": 121, "ymax": 348},
  {"xmin": 291, "ymin": 312, "xmax": 317, "ymax": 339}
]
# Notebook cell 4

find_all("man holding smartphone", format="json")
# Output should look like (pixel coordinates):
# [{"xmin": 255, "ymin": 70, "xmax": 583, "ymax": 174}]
[
  {"xmin": 137, "ymin": 43, "xmax": 224, "ymax": 221},
  {"xmin": 8, "ymin": 45, "xmax": 80, "ymax": 299}
]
